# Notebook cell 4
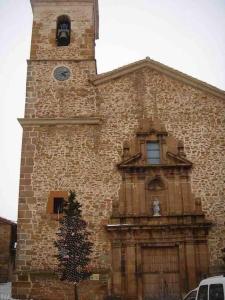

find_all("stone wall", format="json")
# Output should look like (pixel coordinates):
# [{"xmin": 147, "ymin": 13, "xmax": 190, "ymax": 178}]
[
  {"xmin": 94, "ymin": 67, "xmax": 225, "ymax": 269},
  {"xmin": 25, "ymin": 60, "xmax": 97, "ymax": 119},
  {"xmin": 0, "ymin": 223, "xmax": 11, "ymax": 282},
  {"xmin": 16, "ymin": 124, "xmax": 113, "ymax": 273},
  {"xmin": 0, "ymin": 219, "xmax": 16, "ymax": 283},
  {"xmin": 12, "ymin": 272, "xmax": 107, "ymax": 300},
  {"xmin": 16, "ymin": 65, "xmax": 224, "ymax": 277}
]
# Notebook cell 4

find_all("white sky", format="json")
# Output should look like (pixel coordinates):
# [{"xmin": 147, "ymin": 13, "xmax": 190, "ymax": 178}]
[{"xmin": 0, "ymin": 0, "xmax": 224, "ymax": 221}]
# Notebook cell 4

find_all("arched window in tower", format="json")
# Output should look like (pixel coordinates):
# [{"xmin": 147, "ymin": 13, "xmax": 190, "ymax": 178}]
[{"xmin": 56, "ymin": 15, "xmax": 71, "ymax": 47}]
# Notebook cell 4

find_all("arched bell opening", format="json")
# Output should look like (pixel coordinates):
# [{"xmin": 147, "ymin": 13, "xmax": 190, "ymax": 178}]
[{"xmin": 56, "ymin": 15, "xmax": 71, "ymax": 47}]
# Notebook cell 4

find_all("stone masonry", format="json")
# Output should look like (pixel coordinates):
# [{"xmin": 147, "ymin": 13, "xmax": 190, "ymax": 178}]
[
  {"xmin": 0, "ymin": 217, "xmax": 16, "ymax": 283},
  {"xmin": 13, "ymin": 0, "xmax": 225, "ymax": 299}
]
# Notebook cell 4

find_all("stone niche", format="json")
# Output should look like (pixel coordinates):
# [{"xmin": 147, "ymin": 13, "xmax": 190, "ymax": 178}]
[{"xmin": 107, "ymin": 118, "xmax": 211, "ymax": 300}]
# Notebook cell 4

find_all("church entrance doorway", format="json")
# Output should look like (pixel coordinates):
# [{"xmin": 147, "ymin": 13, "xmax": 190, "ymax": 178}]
[{"xmin": 142, "ymin": 246, "xmax": 181, "ymax": 300}]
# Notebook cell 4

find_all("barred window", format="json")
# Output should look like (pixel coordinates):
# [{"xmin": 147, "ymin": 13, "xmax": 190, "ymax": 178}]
[
  {"xmin": 53, "ymin": 197, "xmax": 64, "ymax": 214},
  {"xmin": 147, "ymin": 142, "xmax": 160, "ymax": 164},
  {"xmin": 47, "ymin": 191, "xmax": 67, "ymax": 219}
]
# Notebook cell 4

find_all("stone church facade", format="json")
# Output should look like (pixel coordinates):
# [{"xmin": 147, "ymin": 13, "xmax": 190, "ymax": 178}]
[{"xmin": 13, "ymin": 0, "xmax": 225, "ymax": 299}]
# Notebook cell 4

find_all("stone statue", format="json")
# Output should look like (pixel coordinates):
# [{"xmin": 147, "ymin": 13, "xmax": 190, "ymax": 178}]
[{"xmin": 153, "ymin": 199, "xmax": 161, "ymax": 216}]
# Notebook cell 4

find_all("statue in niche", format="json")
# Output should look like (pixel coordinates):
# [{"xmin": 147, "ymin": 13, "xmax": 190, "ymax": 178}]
[{"xmin": 152, "ymin": 198, "xmax": 161, "ymax": 216}]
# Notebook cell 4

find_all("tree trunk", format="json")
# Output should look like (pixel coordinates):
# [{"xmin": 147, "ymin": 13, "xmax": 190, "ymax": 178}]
[{"xmin": 74, "ymin": 284, "xmax": 78, "ymax": 300}]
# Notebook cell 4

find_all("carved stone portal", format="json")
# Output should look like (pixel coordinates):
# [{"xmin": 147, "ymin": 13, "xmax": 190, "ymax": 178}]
[{"xmin": 107, "ymin": 118, "xmax": 211, "ymax": 300}]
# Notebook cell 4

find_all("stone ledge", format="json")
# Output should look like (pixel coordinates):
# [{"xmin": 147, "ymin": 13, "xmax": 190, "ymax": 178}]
[
  {"xmin": 106, "ymin": 222, "xmax": 212, "ymax": 231},
  {"xmin": 18, "ymin": 117, "xmax": 102, "ymax": 127},
  {"xmin": 27, "ymin": 59, "xmax": 96, "ymax": 63}
]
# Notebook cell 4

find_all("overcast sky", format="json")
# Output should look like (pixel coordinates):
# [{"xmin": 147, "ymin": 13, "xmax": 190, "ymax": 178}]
[{"xmin": 0, "ymin": 0, "xmax": 224, "ymax": 221}]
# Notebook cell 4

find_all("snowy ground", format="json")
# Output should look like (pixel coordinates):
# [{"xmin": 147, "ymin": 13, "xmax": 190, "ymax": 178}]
[{"xmin": 0, "ymin": 282, "xmax": 18, "ymax": 300}]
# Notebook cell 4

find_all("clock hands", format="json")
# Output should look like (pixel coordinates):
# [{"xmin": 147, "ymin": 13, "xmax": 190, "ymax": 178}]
[{"xmin": 61, "ymin": 70, "xmax": 69, "ymax": 78}]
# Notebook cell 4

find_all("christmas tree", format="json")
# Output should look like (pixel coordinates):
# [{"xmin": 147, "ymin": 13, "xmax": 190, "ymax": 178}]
[{"xmin": 55, "ymin": 191, "xmax": 93, "ymax": 300}]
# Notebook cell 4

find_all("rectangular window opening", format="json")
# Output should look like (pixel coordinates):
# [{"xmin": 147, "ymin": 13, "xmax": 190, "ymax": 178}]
[{"xmin": 147, "ymin": 142, "xmax": 160, "ymax": 164}]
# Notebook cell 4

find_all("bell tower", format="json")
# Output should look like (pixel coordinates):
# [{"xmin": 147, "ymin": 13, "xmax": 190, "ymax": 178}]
[
  {"xmin": 30, "ymin": 0, "xmax": 99, "ymax": 60},
  {"xmin": 22, "ymin": 0, "xmax": 99, "ymax": 120},
  {"xmin": 13, "ymin": 1, "xmax": 103, "ymax": 300}
]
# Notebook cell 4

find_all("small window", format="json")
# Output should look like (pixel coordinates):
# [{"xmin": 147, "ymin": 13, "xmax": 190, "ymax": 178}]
[
  {"xmin": 197, "ymin": 285, "xmax": 208, "ymax": 300},
  {"xmin": 56, "ymin": 15, "xmax": 71, "ymax": 47},
  {"xmin": 147, "ymin": 142, "xmax": 160, "ymax": 164},
  {"xmin": 53, "ymin": 197, "xmax": 64, "ymax": 214},
  {"xmin": 47, "ymin": 191, "xmax": 68, "ymax": 219},
  {"xmin": 209, "ymin": 284, "xmax": 224, "ymax": 300}
]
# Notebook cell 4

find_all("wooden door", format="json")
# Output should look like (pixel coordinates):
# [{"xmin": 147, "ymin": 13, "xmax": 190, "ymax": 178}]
[{"xmin": 142, "ymin": 247, "xmax": 181, "ymax": 300}]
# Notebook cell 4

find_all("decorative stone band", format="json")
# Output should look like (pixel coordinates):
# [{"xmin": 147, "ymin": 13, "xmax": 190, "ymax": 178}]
[
  {"xmin": 27, "ymin": 59, "xmax": 96, "ymax": 63},
  {"xmin": 106, "ymin": 220, "xmax": 212, "ymax": 231},
  {"xmin": 18, "ymin": 117, "xmax": 102, "ymax": 127}
]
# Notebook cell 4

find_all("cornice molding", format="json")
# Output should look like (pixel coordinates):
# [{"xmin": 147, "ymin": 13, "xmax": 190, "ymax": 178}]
[
  {"xmin": 18, "ymin": 117, "xmax": 102, "ymax": 127},
  {"xmin": 106, "ymin": 222, "xmax": 211, "ymax": 231},
  {"xmin": 27, "ymin": 59, "xmax": 96, "ymax": 63},
  {"xmin": 90, "ymin": 58, "xmax": 225, "ymax": 100},
  {"xmin": 117, "ymin": 164, "xmax": 192, "ymax": 170}
]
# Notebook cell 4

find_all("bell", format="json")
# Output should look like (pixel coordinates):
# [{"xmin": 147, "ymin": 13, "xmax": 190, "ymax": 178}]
[
  {"xmin": 57, "ymin": 22, "xmax": 70, "ymax": 46},
  {"xmin": 58, "ymin": 30, "xmax": 69, "ymax": 44},
  {"xmin": 58, "ymin": 30, "xmax": 69, "ymax": 46}
]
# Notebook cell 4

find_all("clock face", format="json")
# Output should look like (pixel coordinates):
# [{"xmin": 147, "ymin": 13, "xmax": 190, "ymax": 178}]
[{"xmin": 54, "ymin": 66, "xmax": 71, "ymax": 81}]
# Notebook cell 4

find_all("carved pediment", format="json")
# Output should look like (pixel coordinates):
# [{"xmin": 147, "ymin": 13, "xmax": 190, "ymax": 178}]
[
  {"xmin": 118, "ymin": 152, "xmax": 142, "ymax": 167},
  {"xmin": 167, "ymin": 152, "xmax": 192, "ymax": 166},
  {"xmin": 118, "ymin": 151, "xmax": 192, "ymax": 168},
  {"xmin": 118, "ymin": 118, "xmax": 192, "ymax": 170}
]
